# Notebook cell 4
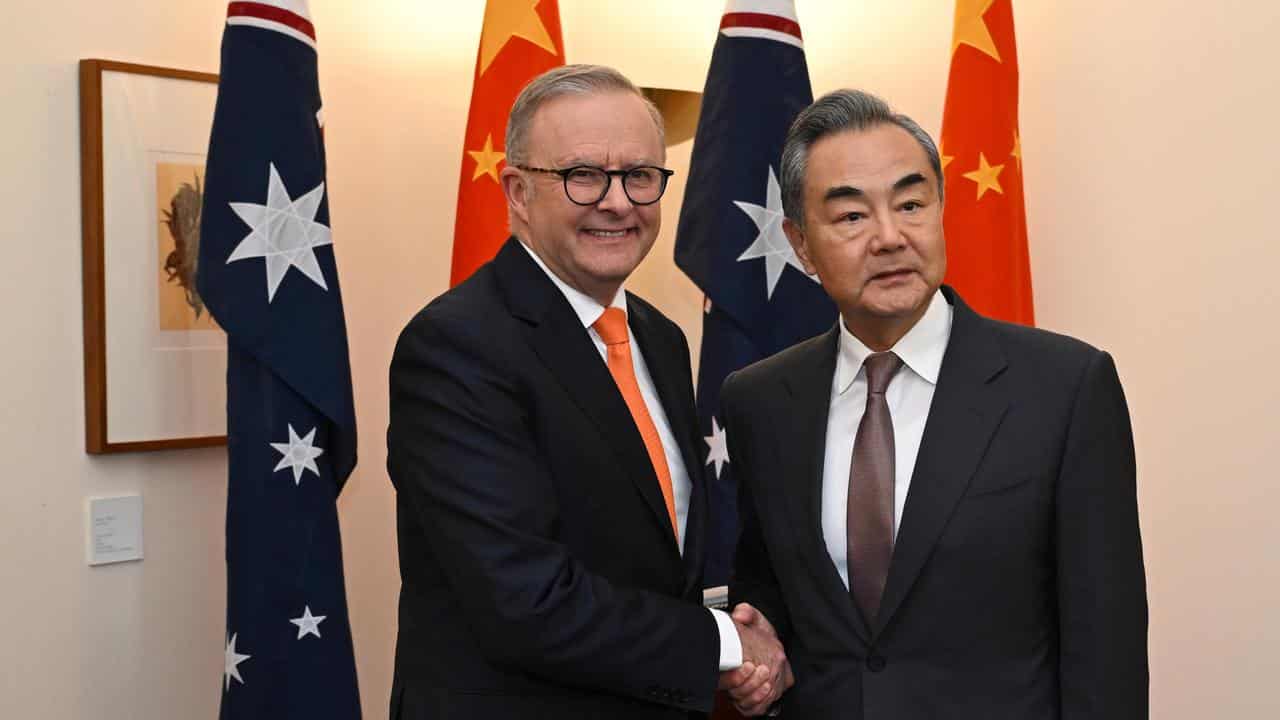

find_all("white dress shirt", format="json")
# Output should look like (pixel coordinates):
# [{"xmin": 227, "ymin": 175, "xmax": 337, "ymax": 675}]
[
  {"xmin": 821, "ymin": 290, "xmax": 953, "ymax": 589},
  {"xmin": 520, "ymin": 242, "xmax": 742, "ymax": 670}
]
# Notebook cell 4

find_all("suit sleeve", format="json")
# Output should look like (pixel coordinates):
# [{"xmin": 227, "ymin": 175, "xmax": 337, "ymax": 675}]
[
  {"xmin": 387, "ymin": 311, "xmax": 720, "ymax": 711},
  {"xmin": 1055, "ymin": 351, "xmax": 1149, "ymax": 718},
  {"xmin": 722, "ymin": 371, "xmax": 794, "ymax": 643}
]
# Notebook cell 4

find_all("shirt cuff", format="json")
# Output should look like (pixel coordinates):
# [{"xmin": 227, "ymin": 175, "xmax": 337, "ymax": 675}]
[{"xmin": 709, "ymin": 608, "xmax": 743, "ymax": 671}]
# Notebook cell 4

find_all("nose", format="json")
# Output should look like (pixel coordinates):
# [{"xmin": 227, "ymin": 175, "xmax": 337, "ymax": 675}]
[
  {"xmin": 868, "ymin": 207, "xmax": 906, "ymax": 254},
  {"xmin": 595, "ymin": 175, "xmax": 633, "ymax": 214}
]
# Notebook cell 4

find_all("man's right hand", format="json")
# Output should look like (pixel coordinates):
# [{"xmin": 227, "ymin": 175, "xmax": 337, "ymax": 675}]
[{"xmin": 717, "ymin": 603, "xmax": 793, "ymax": 716}]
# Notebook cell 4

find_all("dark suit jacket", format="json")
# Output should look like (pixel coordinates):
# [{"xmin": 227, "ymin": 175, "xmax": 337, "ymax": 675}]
[
  {"xmin": 722, "ymin": 287, "xmax": 1148, "ymax": 719},
  {"xmin": 387, "ymin": 239, "xmax": 719, "ymax": 719}
]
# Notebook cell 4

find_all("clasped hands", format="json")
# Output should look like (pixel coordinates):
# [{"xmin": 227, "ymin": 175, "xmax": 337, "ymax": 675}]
[{"xmin": 717, "ymin": 603, "xmax": 794, "ymax": 716}]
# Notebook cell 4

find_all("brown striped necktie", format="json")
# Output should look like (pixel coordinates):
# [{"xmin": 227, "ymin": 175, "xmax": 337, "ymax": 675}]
[{"xmin": 848, "ymin": 351, "xmax": 904, "ymax": 624}]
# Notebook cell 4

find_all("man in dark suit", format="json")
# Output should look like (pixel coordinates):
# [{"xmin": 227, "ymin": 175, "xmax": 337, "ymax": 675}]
[
  {"xmin": 720, "ymin": 89, "xmax": 1148, "ymax": 718},
  {"xmin": 387, "ymin": 65, "xmax": 788, "ymax": 719}
]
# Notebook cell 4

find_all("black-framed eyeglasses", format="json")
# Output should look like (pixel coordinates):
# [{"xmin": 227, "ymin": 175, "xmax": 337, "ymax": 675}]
[{"xmin": 516, "ymin": 164, "xmax": 675, "ymax": 206}]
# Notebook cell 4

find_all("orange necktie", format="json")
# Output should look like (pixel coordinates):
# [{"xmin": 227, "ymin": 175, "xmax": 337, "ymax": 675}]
[{"xmin": 593, "ymin": 308, "xmax": 679, "ymax": 542}]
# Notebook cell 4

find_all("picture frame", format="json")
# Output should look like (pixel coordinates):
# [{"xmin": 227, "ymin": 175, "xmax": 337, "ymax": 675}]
[{"xmin": 80, "ymin": 59, "xmax": 226, "ymax": 453}]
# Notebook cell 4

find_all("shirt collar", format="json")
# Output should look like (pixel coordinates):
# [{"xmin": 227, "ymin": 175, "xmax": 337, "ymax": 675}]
[
  {"xmin": 519, "ymin": 240, "xmax": 626, "ymax": 329},
  {"xmin": 834, "ymin": 289, "xmax": 953, "ymax": 396}
]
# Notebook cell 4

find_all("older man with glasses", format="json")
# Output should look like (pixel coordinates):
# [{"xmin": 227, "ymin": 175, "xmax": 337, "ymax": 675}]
[{"xmin": 387, "ymin": 64, "xmax": 791, "ymax": 720}]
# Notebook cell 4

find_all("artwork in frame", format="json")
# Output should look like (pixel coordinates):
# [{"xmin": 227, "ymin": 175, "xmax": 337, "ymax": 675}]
[{"xmin": 80, "ymin": 59, "xmax": 226, "ymax": 453}]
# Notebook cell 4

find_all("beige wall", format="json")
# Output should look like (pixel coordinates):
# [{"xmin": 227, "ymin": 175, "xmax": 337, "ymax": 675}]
[{"xmin": 1, "ymin": 1, "xmax": 1276, "ymax": 717}]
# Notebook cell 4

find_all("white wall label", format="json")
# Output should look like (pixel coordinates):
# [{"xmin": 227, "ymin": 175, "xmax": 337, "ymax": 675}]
[{"xmin": 87, "ymin": 495, "xmax": 143, "ymax": 565}]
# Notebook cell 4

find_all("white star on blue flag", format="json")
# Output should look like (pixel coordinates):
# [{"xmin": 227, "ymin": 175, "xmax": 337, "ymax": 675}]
[
  {"xmin": 227, "ymin": 163, "xmax": 332, "ymax": 302},
  {"xmin": 734, "ymin": 166, "xmax": 817, "ymax": 298}
]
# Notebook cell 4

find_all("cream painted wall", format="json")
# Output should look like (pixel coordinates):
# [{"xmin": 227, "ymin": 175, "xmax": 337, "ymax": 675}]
[{"xmin": 0, "ymin": 1, "xmax": 1276, "ymax": 718}]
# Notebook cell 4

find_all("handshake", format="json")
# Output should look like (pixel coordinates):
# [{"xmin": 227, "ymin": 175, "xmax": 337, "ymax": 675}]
[{"xmin": 718, "ymin": 603, "xmax": 795, "ymax": 716}]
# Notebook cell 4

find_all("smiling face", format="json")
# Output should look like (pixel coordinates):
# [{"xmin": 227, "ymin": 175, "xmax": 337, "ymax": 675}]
[
  {"xmin": 784, "ymin": 123, "xmax": 946, "ymax": 350},
  {"xmin": 501, "ymin": 90, "xmax": 664, "ymax": 306}
]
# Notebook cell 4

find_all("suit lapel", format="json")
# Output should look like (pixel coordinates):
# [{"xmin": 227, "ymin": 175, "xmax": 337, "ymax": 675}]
[
  {"xmin": 627, "ymin": 295, "xmax": 706, "ymax": 592},
  {"xmin": 873, "ymin": 288, "xmax": 1010, "ymax": 637},
  {"xmin": 779, "ymin": 328, "xmax": 873, "ymax": 644},
  {"xmin": 494, "ymin": 240, "xmax": 681, "ymax": 561}
]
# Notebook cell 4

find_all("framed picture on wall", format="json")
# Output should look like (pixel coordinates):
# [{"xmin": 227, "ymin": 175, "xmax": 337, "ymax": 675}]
[{"xmin": 80, "ymin": 59, "xmax": 226, "ymax": 453}]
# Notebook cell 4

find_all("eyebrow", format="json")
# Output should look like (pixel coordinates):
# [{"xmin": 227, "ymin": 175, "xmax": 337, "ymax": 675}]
[
  {"xmin": 823, "ymin": 185, "xmax": 864, "ymax": 202},
  {"xmin": 822, "ymin": 173, "xmax": 929, "ymax": 203},
  {"xmin": 893, "ymin": 173, "xmax": 928, "ymax": 192},
  {"xmin": 557, "ymin": 156, "xmax": 660, "ymax": 168}
]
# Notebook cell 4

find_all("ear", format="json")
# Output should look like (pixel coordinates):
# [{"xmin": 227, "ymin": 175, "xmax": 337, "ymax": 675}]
[
  {"xmin": 784, "ymin": 217, "xmax": 818, "ymax": 276},
  {"xmin": 500, "ymin": 165, "xmax": 531, "ymax": 226}
]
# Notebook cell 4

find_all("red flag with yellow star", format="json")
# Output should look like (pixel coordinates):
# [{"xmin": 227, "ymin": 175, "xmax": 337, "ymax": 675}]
[
  {"xmin": 940, "ymin": 0, "xmax": 1034, "ymax": 324},
  {"xmin": 450, "ymin": 0, "xmax": 563, "ymax": 286}
]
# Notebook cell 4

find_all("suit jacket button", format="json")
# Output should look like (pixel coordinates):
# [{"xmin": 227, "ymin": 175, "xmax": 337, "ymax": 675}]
[{"xmin": 866, "ymin": 655, "xmax": 886, "ymax": 672}]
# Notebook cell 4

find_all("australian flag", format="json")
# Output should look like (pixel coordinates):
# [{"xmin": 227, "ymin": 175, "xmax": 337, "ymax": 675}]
[
  {"xmin": 675, "ymin": 0, "xmax": 837, "ymax": 587},
  {"xmin": 197, "ymin": 2, "xmax": 360, "ymax": 718}
]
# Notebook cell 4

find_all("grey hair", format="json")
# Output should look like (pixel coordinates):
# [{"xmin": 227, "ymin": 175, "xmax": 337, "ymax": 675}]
[
  {"xmin": 505, "ymin": 64, "xmax": 665, "ymax": 166},
  {"xmin": 780, "ymin": 89, "xmax": 943, "ymax": 227}
]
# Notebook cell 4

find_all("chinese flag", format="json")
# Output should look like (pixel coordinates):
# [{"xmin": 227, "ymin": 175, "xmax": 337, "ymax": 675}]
[
  {"xmin": 450, "ymin": 0, "xmax": 563, "ymax": 286},
  {"xmin": 939, "ymin": 0, "xmax": 1034, "ymax": 325}
]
